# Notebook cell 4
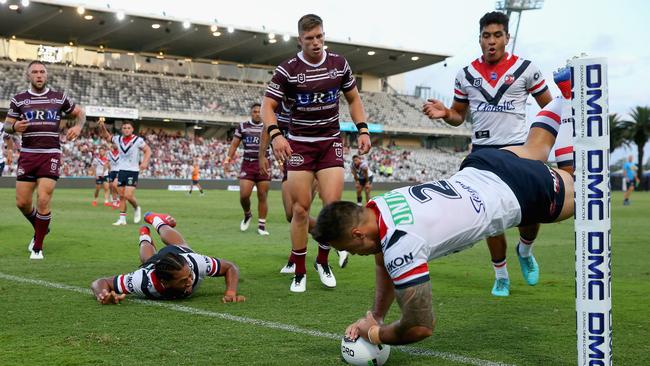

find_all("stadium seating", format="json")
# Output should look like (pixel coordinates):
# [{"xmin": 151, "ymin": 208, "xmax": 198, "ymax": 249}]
[{"xmin": 0, "ymin": 60, "xmax": 470, "ymax": 132}]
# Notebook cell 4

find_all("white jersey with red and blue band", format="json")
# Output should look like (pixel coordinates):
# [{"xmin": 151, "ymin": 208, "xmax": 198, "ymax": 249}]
[
  {"xmin": 113, "ymin": 248, "xmax": 221, "ymax": 299},
  {"xmin": 369, "ymin": 167, "xmax": 521, "ymax": 289},
  {"xmin": 454, "ymin": 53, "xmax": 548, "ymax": 146}
]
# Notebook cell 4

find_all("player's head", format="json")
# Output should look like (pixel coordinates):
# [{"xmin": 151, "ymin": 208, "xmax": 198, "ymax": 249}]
[
  {"xmin": 479, "ymin": 11, "xmax": 510, "ymax": 64},
  {"xmin": 312, "ymin": 201, "xmax": 381, "ymax": 255},
  {"xmin": 151, "ymin": 252, "xmax": 194, "ymax": 298},
  {"xmin": 121, "ymin": 121, "xmax": 134, "ymax": 136},
  {"xmin": 297, "ymin": 14, "xmax": 324, "ymax": 61},
  {"xmin": 26, "ymin": 60, "xmax": 48, "ymax": 91},
  {"xmin": 250, "ymin": 103, "xmax": 261, "ymax": 123},
  {"xmin": 352, "ymin": 155, "xmax": 361, "ymax": 166},
  {"xmin": 98, "ymin": 147, "xmax": 106, "ymax": 156}
]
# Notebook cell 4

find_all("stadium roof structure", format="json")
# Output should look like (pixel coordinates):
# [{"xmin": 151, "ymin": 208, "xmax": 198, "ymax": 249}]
[{"xmin": 0, "ymin": 0, "xmax": 449, "ymax": 77}]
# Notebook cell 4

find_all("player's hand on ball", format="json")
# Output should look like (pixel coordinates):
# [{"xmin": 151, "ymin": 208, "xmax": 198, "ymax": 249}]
[
  {"xmin": 422, "ymin": 99, "xmax": 449, "ymax": 120},
  {"xmin": 97, "ymin": 289, "xmax": 126, "ymax": 305},
  {"xmin": 356, "ymin": 311, "xmax": 380, "ymax": 341},
  {"xmin": 271, "ymin": 135, "xmax": 292, "ymax": 163},
  {"xmin": 357, "ymin": 133, "xmax": 371, "ymax": 155}
]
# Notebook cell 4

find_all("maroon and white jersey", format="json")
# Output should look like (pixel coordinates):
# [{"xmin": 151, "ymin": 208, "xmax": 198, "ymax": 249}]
[
  {"xmin": 8, "ymin": 88, "xmax": 75, "ymax": 154},
  {"xmin": 93, "ymin": 155, "xmax": 108, "ymax": 177},
  {"xmin": 454, "ymin": 53, "xmax": 547, "ymax": 146},
  {"xmin": 234, "ymin": 120, "xmax": 268, "ymax": 161},
  {"xmin": 265, "ymin": 51, "xmax": 356, "ymax": 141},
  {"xmin": 112, "ymin": 247, "xmax": 221, "ymax": 300}
]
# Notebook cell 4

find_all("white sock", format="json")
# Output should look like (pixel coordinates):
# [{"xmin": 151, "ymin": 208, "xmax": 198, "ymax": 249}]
[
  {"xmin": 493, "ymin": 259, "xmax": 508, "ymax": 279},
  {"xmin": 152, "ymin": 216, "xmax": 166, "ymax": 232},
  {"xmin": 518, "ymin": 237, "xmax": 534, "ymax": 257},
  {"xmin": 119, "ymin": 213, "xmax": 127, "ymax": 222}
]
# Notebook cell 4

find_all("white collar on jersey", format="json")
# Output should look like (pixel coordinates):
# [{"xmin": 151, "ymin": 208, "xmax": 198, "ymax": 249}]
[
  {"xmin": 28, "ymin": 87, "xmax": 50, "ymax": 96},
  {"xmin": 249, "ymin": 119, "xmax": 263, "ymax": 127},
  {"xmin": 297, "ymin": 50, "xmax": 327, "ymax": 68}
]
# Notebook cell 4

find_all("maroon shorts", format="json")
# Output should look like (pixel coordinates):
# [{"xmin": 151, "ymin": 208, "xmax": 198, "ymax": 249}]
[
  {"xmin": 286, "ymin": 138, "xmax": 344, "ymax": 172},
  {"xmin": 240, "ymin": 160, "xmax": 270, "ymax": 182},
  {"xmin": 17, "ymin": 152, "xmax": 61, "ymax": 182}
]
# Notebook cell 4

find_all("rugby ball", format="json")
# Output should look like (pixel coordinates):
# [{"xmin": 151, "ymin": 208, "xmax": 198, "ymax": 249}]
[{"xmin": 341, "ymin": 336, "xmax": 390, "ymax": 365}]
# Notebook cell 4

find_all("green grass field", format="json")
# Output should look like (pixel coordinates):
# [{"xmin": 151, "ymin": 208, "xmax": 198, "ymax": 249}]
[{"xmin": 0, "ymin": 187, "xmax": 648, "ymax": 365}]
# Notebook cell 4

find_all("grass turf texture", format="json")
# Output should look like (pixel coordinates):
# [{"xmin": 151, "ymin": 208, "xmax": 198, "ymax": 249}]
[{"xmin": 0, "ymin": 188, "xmax": 648, "ymax": 365}]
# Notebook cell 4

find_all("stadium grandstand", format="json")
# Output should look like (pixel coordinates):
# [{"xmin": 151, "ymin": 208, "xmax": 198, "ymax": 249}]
[{"xmin": 0, "ymin": 0, "xmax": 471, "ymax": 183}]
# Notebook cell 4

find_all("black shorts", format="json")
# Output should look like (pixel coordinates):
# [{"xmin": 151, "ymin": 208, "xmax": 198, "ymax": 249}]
[
  {"xmin": 96, "ymin": 176, "xmax": 107, "ymax": 185},
  {"xmin": 460, "ymin": 149, "xmax": 565, "ymax": 226},
  {"xmin": 108, "ymin": 171, "xmax": 118, "ymax": 182},
  {"xmin": 471, "ymin": 142, "xmax": 524, "ymax": 152},
  {"xmin": 117, "ymin": 170, "xmax": 139, "ymax": 187},
  {"xmin": 358, "ymin": 176, "xmax": 374, "ymax": 186},
  {"xmin": 0, "ymin": 162, "xmax": 4, "ymax": 176}
]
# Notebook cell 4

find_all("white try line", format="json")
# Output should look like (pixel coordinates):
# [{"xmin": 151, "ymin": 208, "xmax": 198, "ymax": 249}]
[{"xmin": 0, "ymin": 272, "xmax": 514, "ymax": 366}]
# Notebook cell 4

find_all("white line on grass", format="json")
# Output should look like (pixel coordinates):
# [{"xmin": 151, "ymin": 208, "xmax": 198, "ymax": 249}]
[{"xmin": 0, "ymin": 272, "xmax": 515, "ymax": 366}]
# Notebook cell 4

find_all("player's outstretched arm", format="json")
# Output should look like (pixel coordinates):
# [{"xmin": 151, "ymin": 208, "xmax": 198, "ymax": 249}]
[
  {"xmin": 97, "ymin": 118, "xmax": 112, "ymax": 142},
  {"xmin": 423, "ymin": 99, "xmax": 468, "ymax": 127},
  {"xmin": 217, "ymin": 259, "xmax": 246, "ymax": 303},
  {"xmin": 91, "ymin": 276, "xmax": 126, "ymax": 305}
]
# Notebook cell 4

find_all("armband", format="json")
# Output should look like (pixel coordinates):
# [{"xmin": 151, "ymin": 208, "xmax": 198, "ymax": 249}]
[{"xmin": 356, "ymin": 122, "xmax": 369, "ymax": 135}]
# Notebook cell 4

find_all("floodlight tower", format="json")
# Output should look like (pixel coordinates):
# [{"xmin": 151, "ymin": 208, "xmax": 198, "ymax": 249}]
[{"xmin": 495, "ymin": 0, "xmax": 544, "ymax": 54}]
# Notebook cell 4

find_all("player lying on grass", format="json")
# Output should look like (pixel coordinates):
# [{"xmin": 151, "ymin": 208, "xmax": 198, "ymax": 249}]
[
  {"xmin": 312, "ymin": 98, "xmax": 573, "ymax": 345},
  {"xmin": 91, "ymin": 212, "xmax": 245, "ymax": 304}
]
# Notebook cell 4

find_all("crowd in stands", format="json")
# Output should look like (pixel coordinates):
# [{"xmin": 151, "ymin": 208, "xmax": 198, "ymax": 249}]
[
  {"xmin": 2, "ymin": 129, "xmax": 466, "ymax": 183},
  {"xmin": 0, "ymin": 60, "xmax": 471, "ymax": 133}
]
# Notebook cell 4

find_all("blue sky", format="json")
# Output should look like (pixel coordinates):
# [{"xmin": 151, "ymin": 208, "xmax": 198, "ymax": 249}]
[{"xmin": 57, "ymin": 0, "xmax": 650, "ymax": 161}]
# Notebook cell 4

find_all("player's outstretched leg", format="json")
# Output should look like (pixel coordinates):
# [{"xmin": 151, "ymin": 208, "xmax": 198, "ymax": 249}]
[
  {"xmin": 516, "ymin": 224, "xmax": 540, "ymax": 286},
  {"xmin": 144, "ymin": 212, "xmax": 186, "ymax": 247},
  {"xmin": 138, "ymin": 226, "xmax": 157, "ymax": 264}
]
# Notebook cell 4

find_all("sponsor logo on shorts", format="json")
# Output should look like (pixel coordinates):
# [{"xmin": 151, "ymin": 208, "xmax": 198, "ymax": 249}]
[
  {"xmin": 288, "ymin": 154, "xmax": 304, "ymax": 167},
  {"xmin": 17, "ymin": 167, "xmax": 24, "ymax": 175},
  {"xmin": 240, "ymin": 171, "xmax": 247, "ymax": 178},
  {"xmin": 335, "ymin": 148, "xmax": 343, "ymax": 158}
]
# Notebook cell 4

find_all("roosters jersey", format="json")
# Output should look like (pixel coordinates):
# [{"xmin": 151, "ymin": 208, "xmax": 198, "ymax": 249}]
[
  {"xmin": 112, "ymin": 135, "xmax": 146, "ymax": 172},
  {"xmin": 265, "ymin": 51, "xmax": 356, "ymax": 141},
  {"xmin": 93, "ymin": 156, "xmax": 108, "ymax": 177},
  {"xmin": 8, "ymin": 88, "xmax": 75, "ymax": 153},
  {"xmin": 108, "ymin": 149, "xmax": 120, "ymax": 172},
  {"xmin": 454, "ymin": 53, "xmax": 548, "ymax": 146},
  {"xmin": 113, "ymin": 247, "xmax": 221, "ymax": 299},
  {"xmin": 0, "ymin": 130, "xmax": 6, "ymax": 164},
  {"xmin": 352, "ymin": 161, "xmax": 373, "ymax": 179},
  {"xmin": 369, "ymin": 168, "xmax": 521, "ymax": 289}
]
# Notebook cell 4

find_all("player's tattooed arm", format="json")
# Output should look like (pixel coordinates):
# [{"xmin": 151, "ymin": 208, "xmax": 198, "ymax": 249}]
[
  {"xmin": 371, "ymin": 253, "xmax": 394, "ymax": 322},
  {"xmin": 377, "ymin": 281, "xmax": 435, "ymax": 345}
]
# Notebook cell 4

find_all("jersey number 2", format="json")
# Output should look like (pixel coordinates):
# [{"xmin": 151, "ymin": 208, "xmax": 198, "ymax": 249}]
[{"xmin": 408, "ymin": 181, "xmax": 461, "ymax": 203}]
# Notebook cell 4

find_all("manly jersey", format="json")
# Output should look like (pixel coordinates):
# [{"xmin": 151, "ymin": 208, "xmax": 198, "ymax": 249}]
[
  {"xmin": 234, "ymin": 120, "xmax": 268, "ymax": 161},
  {"xmin": 352, "ymin": 161, "xmax": 374, "ymax": 179},
  {"xmin": 276, "ymin": 100, "xmax": 292, "ymax": 137},
  {"xmin": 93, "ymin": 156, "xmax": 108, "ymax": 177},
  {"xmin": 454, "ymin": 54, "xmax": 548, "ymax": 146},
  {"xmin": 112, "ymin": 248, "xmax": 222, "ymax": 300},
  {"xmin": 369, "ymin": 168, "xmax": 521, "ymax": 289},
  {"xmin": 112, "ymin": 135, "xmax": 146, "ymax": 172},
  {"xmin": 8, "ymin": 88, "xmax": 75, "ymax": 153},
  {"xmin": 108, "ymin": 149, "xmax": 120, "ymax": 172},
  {"xmin": 265, "ymin": 51, "xmax": 356, "ymax": 141}
]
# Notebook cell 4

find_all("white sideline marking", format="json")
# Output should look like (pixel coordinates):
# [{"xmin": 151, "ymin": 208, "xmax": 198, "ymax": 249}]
[{"xmin": 0, "ymin": 272, "xmax": 514, "ymax": 366}]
